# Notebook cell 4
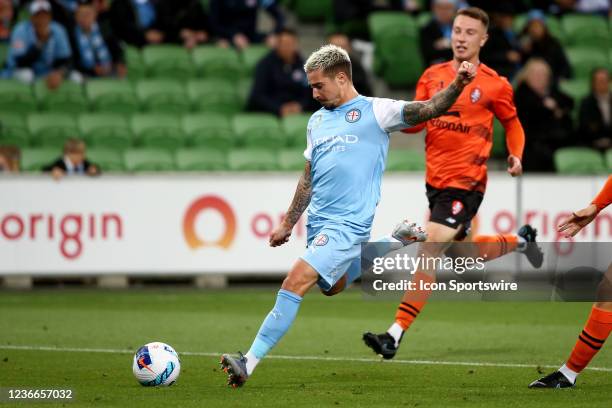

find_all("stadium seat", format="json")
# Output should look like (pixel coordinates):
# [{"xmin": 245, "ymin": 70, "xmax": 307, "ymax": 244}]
[
  {"xmin": 78, "ymin": 113, "xmax": 132, "ymax": 150},
  {"xmin": 376, "ymin": 37, "xmax": 423, "ymax": 87},
  {"xmin": 0, "ymin": 80, "xmax": 37, "ymax": 114},
  {"xmin": 187, "ymin": 79, "xmax": 242, "ymax": 114},
  {"xmin": 228, "ymin": 149, "xmax": 279, "ymax": 171},
  {"xmin": 87, "ymin": 148, "xmax": 125, "ymax": 171},
  {"xmin": 561, "ymin": 14, "xmax": 609, "ymax": 48},
  {"xmin": 34, "ymin": 80, "xmax": 88, "ymax": 114},
  {"xmin": 417, "ymin": 12, "xmax": 432, "ymax": 28},
  {"xmin": 0, "ymin": 113, "xmax": 30, "ymax": 148},
  {"xmin": 385, "ymin": 149, "xmax": 426, "ymax": 171},
  {"xmin": 281, "ymin": 114, "xmax": 310, "ymax": 147},
  {"xmin": 20, "ymin": 147, "xmax": 57, "ymax": 171},
  {"xmin": 181, "ymin": 113, "xmax": 235, "ymax": 150},
  {"xmin": 565, "ymin": 47, "xmax": 609, "ymax": 79},
  {"xmin": 142, "ymin": 45, "xmax": 196, "ymax": 80},
  {"xmin": 131, "ymin": 113, "xmax": 185, "ymax": 150},
  {"xmin": 27, "ymin": 113, "xmax": 78, "ymax": 148},
  {"xmin": 86, "ymin": 79, "xmax": 139, "ymax": 113},
  {"xmin": 559, "ymin": 79, "xmax": 589, "ymax": 103},
  {"xmin": 192, "ymin": 46, "xmax": 242, "ymax": 81},
  {"xmin": 368, "ymin": 12, "xmax": 417, "ymax": 42},
  {"xmin": 123, "ymin": 148, "xmax": 175, "ymax": 172},
  {"xmin": 125, "ymin": 46, "xmax": 146, "ymax": 80},
  {"xmin": 293, "ymin": 0, "xmax": 332, "ymax": 21},
  {"xmin": 0, "ymin": 43, "xmax": 7, "ymax": 66},
  {"xmin": 241, "ymin": 45, "xmax": 270, "ymax": 77},
  {"xmin": 491, "ymin": 118, "xmax": 505, "ymax": 159},
  {"xmin": 554, "ymin": 147, "xmax": 606, "ymax": 174},
  {"xmin": 175, "ymin": 148, "xmax": 228, "ymax": 171},
  {"xmin": 277, "ymin": 149, "xmax": 306, "ymax": 171},
  {"xmin": 237, "ymin": 78, "xmax": 253, "ymax": 107},
  {"xmin": 135, "ymin": 79, "xmax": 190, "ymax": 113},
  {"xmin": 606, "ymin": 149, "xmax": 612, "ymax": 171},
  {"xmin": 232, "ymin": 113, "xmax": 286, "ymax": 148}
]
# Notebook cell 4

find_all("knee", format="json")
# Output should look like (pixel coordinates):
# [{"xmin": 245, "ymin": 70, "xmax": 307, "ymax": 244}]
[{"xmin": 281, "ymin": 264, "xmax": 318, "ymax": 296}]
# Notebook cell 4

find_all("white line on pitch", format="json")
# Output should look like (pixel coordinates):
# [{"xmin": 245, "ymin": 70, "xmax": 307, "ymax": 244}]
[{"xmin": 1, "ymin": 344, "xmax": 611, "ymax": 373}]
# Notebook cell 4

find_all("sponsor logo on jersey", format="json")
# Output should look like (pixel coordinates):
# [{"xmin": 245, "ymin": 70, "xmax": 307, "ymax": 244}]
[
  {"xmin": 345, "ymin": 109, "xmax": 361, "ymax": 123},
  {"xmin": 451, "ymin": 200, "xmax": 464, "ymax": 215},
  {"xmin": 430, "ymin": 118, "xmax": 471, "ymax": 133},
  {"xmin": 314, "ymin": 234, "xmax": 328, "ymax": 246},
  {"xmin": 470, "ymin": 87, "xmax": 482, "ymax": 103}
]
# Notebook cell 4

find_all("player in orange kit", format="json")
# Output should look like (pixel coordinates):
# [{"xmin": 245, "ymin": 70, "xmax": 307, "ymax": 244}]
[
  {"xmin": 363, "ymin": 7, "xmax": 544, "ymax": 359},
  {"xmin": 530, "ymin": 175, "xmax": 612, "ymax": 388}
]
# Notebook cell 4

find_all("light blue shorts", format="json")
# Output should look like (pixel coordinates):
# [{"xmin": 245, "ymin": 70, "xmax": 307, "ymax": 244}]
[{"xmin": 300, "ymin": 224, "xmax": 369, "ymax": 291}]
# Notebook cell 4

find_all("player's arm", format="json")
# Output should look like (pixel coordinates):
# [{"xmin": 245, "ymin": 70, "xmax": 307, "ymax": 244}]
[
  {"xmin": 500, "ymin": 116, "xmax": 525, "ymax": 177},
  {"xmin": 402, "ymin": 61, "xmax": 475, "ymax": 126},
  {"xmin": 269, "ymin": 161, "xmax": 312, "ymax": 247},
  {"xmin": 558, "ymin": 175, "xmax": 612, "ymax": 237}
]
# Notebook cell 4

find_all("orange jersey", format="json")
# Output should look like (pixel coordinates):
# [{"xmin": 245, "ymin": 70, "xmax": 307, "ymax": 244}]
[
  {"xmin": 592, "ymin": 175, "xmax": 612, "ymax": 211},
  {"xmin": 412, "ymin": 62, "xmax": 519, "ymax": 193}
]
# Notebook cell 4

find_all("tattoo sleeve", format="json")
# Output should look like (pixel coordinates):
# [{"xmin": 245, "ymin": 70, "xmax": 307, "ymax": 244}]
[
  {"xmin": 283, "ymin": 161, "xmax": 312, "ymax": 228},
  {"xmin": 402, "ymin": 81, "xmax": 464, "ymax": 126}
]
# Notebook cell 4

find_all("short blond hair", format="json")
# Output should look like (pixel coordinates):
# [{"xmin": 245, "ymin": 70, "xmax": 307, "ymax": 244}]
[{"xmin": 304, "ymin": 44, "xmax": 352, "ymax": 80}]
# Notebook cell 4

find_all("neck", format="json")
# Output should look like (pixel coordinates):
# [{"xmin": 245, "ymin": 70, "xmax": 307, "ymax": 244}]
[
  {"xmin": 452, "ymin": 55, "xmax": 480, "ymax": 70},
  {"xmin": 337, "ymin": 86, "xmax": 359, "ymax": 106}
]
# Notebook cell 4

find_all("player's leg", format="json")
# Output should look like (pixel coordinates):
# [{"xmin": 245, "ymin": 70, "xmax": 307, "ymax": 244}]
[
  {"xmin": 221, "ymin": 259, "xmax": 318, "ymax": 387},
  {"xmin": 470, "ymin": 224, "xmax": 543, "ymax": 268}
]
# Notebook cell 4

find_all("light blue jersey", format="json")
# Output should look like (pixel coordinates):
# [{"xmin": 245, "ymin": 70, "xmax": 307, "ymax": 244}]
[{"xmin": 301, "ymin": 95, "xmax": 410, "ymax": 290}]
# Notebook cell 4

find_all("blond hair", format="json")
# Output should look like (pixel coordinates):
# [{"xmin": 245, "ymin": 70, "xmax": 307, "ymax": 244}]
[{"xmin": 304, "ymin": 44, "xmax": 352, "ymax": 80}]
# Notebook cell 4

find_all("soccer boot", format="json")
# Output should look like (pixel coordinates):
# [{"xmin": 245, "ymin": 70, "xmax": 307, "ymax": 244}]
[
  {"xmin": 392, "ymin": 220, "xmax": 427, "ymax": 246},
  {"xmin": 220, "ymin": 352, "xmax": 249, "ymax": 388},
  {"xmin": 528, "ymin": 370, "xmax": 575, "ymax": 389},
  {"xmin": 518, "ymin": 224, "xmax": 544, "ymax": 268},
  {"xmin": 362, "ymin": 331, "xmax": 401, "ymax": 360}
]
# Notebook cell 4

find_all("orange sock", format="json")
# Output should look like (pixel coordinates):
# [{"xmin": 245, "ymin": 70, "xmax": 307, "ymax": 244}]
[
  {"xmin": 395, "ymin": 272, "xmax": 435, "ymax": 330},
  {"xmin": 472, "ymin": 234, "xmax": 518, "ymax": 262},
  {"xmin": 566, "ymin": 305, "xmax": 612, "ymax": 373}
]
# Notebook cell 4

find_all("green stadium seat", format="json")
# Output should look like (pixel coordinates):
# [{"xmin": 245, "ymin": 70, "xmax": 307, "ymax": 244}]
[
  {"xmin": 0, "ymin": 43, "xmax": 7, "ymax": 66},
  {"xmin": 561, "ymin": 14, "xmax": 609, "ymax": 48},
  {"xmin": 277, "ymin": 149, "xmax": 306, "ymax": 171},
  {"xmin": 228, "ymin": 148, "xmax": 278, "ymax": 171},
  {"xmin": 554, "ymin": 147, "xmax": 606, "ymax": 174},
  {"xmin": 565, "ymin": 47, "xmax": 609, "ymax": 79},
  {"xmin": 0, "ymin": 80, "xmax": 37, "ymax": 113},
  {"xmin": 241, "ymin": 45, "xmax": 270, "ymax": 77},
  {"xmin": 192, "ymin": 46, "xmax": 242, "ymax": 81},
  {"xmin": 130, "ymin": 113, "xmax": 185, "ymax": 150},
  {"xmin": 417, "ymin": 12, "xmax": 432, "ymax": 28},
  {"xmin": 386, "ymin": 149, "xmax": 425, "ymax": 171},
  {"xmin": 187, "ymin": 79, "xmax": 242, "ymax": 114},
  {"xmin": 491, "ymin": 118, "xmax": 506, "ymax": 159},
  {"xmin": 27, "ymin": 113, "xmax": 78, "ymax": 148},
  {"xmin": 175, "ymin": 148, "xmax": 228, "ymax": 171},
  {"xmin": 20, "ymin": 147, "xmax": 58, "ymax": 171},
  {"xmin": 282, "ymin": 113, "xmax": 310, "ymax": 147},
  {"xmin": 0, "ymin": 113, "xmax": 30, "ymax": 148},
  {"xmin": 559, "ymin": 79, "xmax": 589, "ymax": 102},
  {"xmin": 293, "ymin": 0, "xmax": 332, "ymax": 21},
  {"xmin": 125, "ymin": 46, "xmax": 146, "ymax": 80},
  {"xmin": 237, "ymin": 78, "xmax": 253, "ymax": 107},
  {"xmin": 142, "ymin": 45, "xmax": 196, "ymax": 79},
  {"xmin": 233, "ymin": 113, "xmax": 285, "ymax": 148},
  {"xmin": 123, "ymin": 148, "xmax": 175, "ymax": 171},
  {"xmin": 78, "ymin": 113, "xmax": 132, "ymax": 150},
  {"xmin": 368, "ymin": 12, "xmax": 417, "ymax": 41},
  {"xmin": 135, "ymin": 79, "xmax": 190, "ymax": 113},
  {"xmin": 86, "ymin": 79, "xmax": 139, "ymax": 113},
  {"xmin": 182, "ymin": 113, "xmax": 234, "ymax": 150},
  {"xmin": 87, "ymin": 148, "xmax": 125, "ymax": 171},
  {"xmin": 376, "ymin": 37, "xmax": 423, "ymax": 87},
  {"xmin": 605, "ymin": 149, "xmax": 612, "ymax": 170},
  {"xmin": 34, "ymin": 80, "xmax": 88, "ymax": 114}
]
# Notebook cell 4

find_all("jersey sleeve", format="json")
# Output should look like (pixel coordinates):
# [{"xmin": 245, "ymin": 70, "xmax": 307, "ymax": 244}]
[
  {"xmin": 372, "ymin": 97, "xmax": 410, "ymax": 133},
  {"xmin": 492, "ymin": 78, "xmax": 518, "ymax": 122},
  {"xmin": 303, "ymin": 117, "xmax": 314, "ymax": 161},
  {"xmin": 592, "ymin": 175, "xmax": 612, "ymax": 211}
]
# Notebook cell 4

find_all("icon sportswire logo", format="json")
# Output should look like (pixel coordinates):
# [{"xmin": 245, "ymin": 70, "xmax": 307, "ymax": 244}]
[{"xmin": 183, "ymin": 195, "xmax": 236, "ymax": 249}]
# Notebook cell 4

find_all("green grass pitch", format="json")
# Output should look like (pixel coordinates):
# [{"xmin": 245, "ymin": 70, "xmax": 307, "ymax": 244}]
[{"xmin": 0, "ymin": 288, "xmax": 610, "ymax": 407}]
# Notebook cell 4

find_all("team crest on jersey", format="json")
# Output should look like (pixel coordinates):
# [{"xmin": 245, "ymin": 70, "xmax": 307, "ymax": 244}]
[
  {"xmin": 345, "ymin": 109, "xmax": 361, "ymax": 123},
  {"xmin": 470, "ymin": 88, "xmax": 482, "ymax": 103},
  {"xmin": 451, "ymin": 200, "xmax": 464, "ymax": 215},
  {"xmin": 314, "ymin": 234, "xmax": 329, "ymax": 246}
]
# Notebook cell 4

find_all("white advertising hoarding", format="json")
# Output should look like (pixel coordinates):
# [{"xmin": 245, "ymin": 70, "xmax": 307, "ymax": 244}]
[{"xmin": 0, "ymin": 174, "xmax": 609, "ymax": 275}]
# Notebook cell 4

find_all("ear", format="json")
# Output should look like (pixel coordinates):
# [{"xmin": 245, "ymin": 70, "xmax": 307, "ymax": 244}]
[
  {"xmin": 336, "ymin": 71, "xmax": 347, "ymax": 85},
  {"xmin": 480, "ymin": 33, "xmax": 489, "ymax": 48}
]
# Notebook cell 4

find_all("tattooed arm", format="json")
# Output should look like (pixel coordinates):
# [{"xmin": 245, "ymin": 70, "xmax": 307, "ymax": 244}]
[
  {"xmin": 402, "ymin": 61, "xmax": 476, "ymax": 126},
  {"xmin": 269, "ymin": 161, "xmax": 312, "ymax": 247}
]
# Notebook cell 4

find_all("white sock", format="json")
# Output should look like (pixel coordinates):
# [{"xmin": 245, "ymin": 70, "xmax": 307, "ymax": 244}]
[
  {"xmin": 244, "ymin": 350, "xmax": 260, "ymax": 376},
  {"xmin": 387, "ymin": 322, "xmax": 405, "ymax": 348},
  {"xmin": 516, "ymin": 235, "xmax": 527, "ymax": 252},
  {"xmin": 559, "ymin": 364, "xmax": 578, "ymax": 384}
]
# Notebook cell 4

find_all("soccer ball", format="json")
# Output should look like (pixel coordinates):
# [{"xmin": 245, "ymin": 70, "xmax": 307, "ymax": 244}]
[{"xmin": 132, "ymin": 342, "xmax": 181, "ymax": 386}]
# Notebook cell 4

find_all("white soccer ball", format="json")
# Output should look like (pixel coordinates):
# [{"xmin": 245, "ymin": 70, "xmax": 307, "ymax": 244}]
[{"xmin": 132, "ymin": 342, "xmax": 181, "ymax": 387}]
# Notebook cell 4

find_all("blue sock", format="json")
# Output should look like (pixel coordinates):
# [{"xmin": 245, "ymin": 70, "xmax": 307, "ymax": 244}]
[{"xmin": 247, "ymin": 289, "xmax": 302, "ymax": 359}]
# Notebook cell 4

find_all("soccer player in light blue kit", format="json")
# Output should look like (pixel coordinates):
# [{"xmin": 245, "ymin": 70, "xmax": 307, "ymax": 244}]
[{"xmin": 220, "ymin": 45, "xmax": 476, "ymax": 387}]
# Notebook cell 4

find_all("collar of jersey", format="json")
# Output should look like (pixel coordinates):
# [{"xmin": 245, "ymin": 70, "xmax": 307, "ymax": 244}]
[{"xmin": 331, "ymin": 94, "xmax": 364, "ymax": 111}]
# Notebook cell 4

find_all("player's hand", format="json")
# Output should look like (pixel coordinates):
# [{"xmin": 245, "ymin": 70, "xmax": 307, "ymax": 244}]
[
  {"xmin": 455, "ymin": 61, "xmax": 476, "ymax": 87},
  {"xmin": 269, "ymin": 222, "xmax": 292, "ymax": 247},
  {"xmin": 507, "ymin": 155, "xmax": 522, "ymax": 177},
  {"xmin": 557, "ymin": 204, "xmax": 598, "ymax": 238}
]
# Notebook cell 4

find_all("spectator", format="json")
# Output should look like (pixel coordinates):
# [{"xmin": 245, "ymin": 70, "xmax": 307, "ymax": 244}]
[
  {"xmin": 209, "ymin": 0, "xmax": 284, "ymax": 50},
  {"xmin": 328, "ymin": 32, "xmax": 373, "ymax": 96},
  {"xmin": 4, "ymin": 0, "xmax": 71, "ymax": 89},
  {"xmin": 515, "ymin": 58, "xmax": 574, "ymax": 172},
  {"xmin": 480, "ymin": 3, "xmax": 521, "ymax": 80},
  {"xmin": 109, "ymin": 0, "xmax": 165, "ymax": 48},
  {"xmin": 69, "ymin": 0, "xmax": 112, "ymax": 79},
  {"xmin": 0, "ymin": 0, "xmax": 13, "ymax": 43},
  {"xmin": 156, "ymin": 0, "xmax": 210, "ymax": 49},
  {"xmin": 332, "ymin": 0, "xmax": 373, "ymax": 39},
  {"xmin": 247, "ymin": 29, "xmax": 317, "ymax": 117},
  {"xmin": 0, "ymin": 146, "xmax": 19, "ymax": 173},
  {"xmin": 518, "ymin": 10, "xmax": 572, "ymax": 83},
  {"xmin": 578, "ymin": 68, "xmax": 611, "ymax": 152},
  {"xmin": 43, "ymin": 138, "xmax": 100, "ymax": 179},
  {"xmin": 419, "ymin": 0, "xmax": 456, "ymax": 66}
]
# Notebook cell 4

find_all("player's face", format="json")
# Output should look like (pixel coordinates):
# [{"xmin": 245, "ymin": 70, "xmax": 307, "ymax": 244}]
[
  {"xmin": 451, "ymin": 15, "xmax": 488, "ymax": 62},
  {"xmin": 307, "ymin": 69, "xmax": 342, "ymax": 109}
]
